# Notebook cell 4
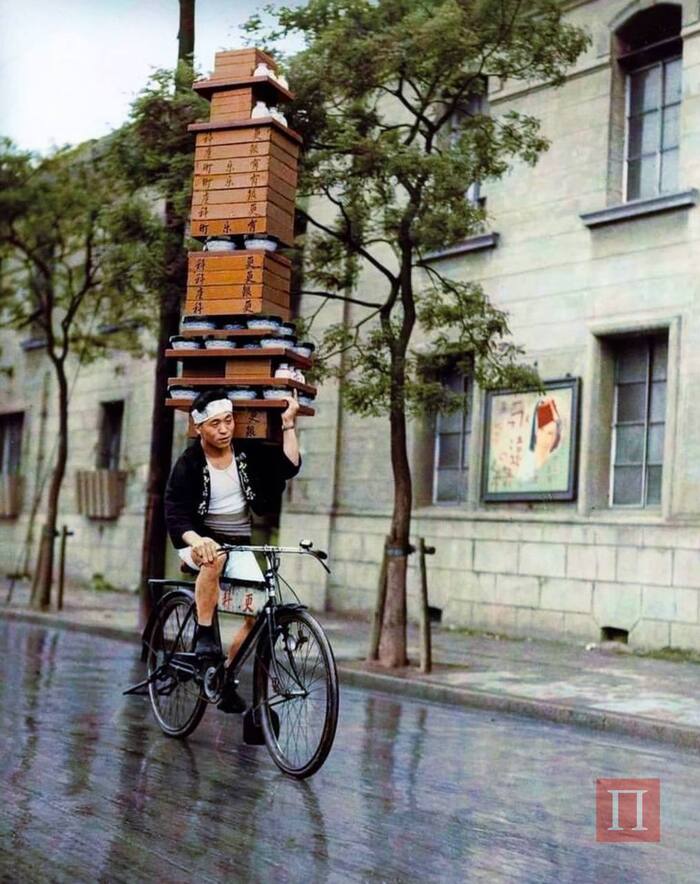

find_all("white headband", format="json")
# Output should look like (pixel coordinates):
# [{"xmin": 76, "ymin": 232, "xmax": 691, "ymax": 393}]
[{"xmin": 191, "ymin": 398, "xmax": 233, "ymax": 425}]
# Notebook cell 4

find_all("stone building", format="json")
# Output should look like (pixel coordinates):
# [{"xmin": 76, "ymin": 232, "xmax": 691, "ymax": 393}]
[
  {"xmin": 0, "ymin": 334, "xmax": 160, "ymax": 592},
  {"xmin": 279, "ymin": 0, "xmax": 700, "ymax": 650},
  {"xmin": 4, "ymin": 0, "xmax": 700, "ymax": 650}
]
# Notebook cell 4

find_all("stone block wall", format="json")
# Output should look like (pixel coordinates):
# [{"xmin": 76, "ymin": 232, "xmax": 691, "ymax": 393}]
[
  {"xmin": 277, "ymin": 1, "xmax": 700, "ymax": 653},
  {"xmin": 298, "ymin": 509, "xmax": 700, "ymax": 650},
  {"xmin": 0, "ymin": 331, "xmax": 179, "ymax": 592}
]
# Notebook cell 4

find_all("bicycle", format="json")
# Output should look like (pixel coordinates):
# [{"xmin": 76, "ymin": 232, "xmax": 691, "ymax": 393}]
[{"xmin": 125, "ymin": 540, "xmax": 339, "ymax": 780}]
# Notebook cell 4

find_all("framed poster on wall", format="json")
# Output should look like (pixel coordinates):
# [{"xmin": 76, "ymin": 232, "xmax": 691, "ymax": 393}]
[{"xmin": 482, "ymin": 377, "xmax": 580, "ymax": 501}]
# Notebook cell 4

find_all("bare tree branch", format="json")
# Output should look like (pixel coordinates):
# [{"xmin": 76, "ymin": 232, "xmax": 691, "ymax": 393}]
[
  {"xmin": 300, "ymin": 289, "xmax": 382, "ymax": 309},
  {"xmin": 298, "ymin": 207, "xmax": 398, "ymax": 288}
]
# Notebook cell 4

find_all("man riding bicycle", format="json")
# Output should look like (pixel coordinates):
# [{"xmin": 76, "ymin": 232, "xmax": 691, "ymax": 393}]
[{"xmin": 164, "ymin": 387, "xmax": 300, "ymax": 712}]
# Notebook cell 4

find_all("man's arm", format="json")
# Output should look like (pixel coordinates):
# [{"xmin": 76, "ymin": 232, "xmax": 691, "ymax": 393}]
[
  {"xmin": 164, "ymin": 457, "xmax": 195, "ymax": 546},
  {"xmin": 281, "ymin": 395, "xmax": 300, "ymax": 467},
  {"xmin": 166, "ymin": 461, "xmax": 220, "ymax": 563},
  {"xmin": 182, "ymin": 530, "xmax": 220, "ymax": 564}
]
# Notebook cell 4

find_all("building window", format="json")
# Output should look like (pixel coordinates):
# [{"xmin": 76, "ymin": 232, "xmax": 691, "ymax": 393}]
[
  {"xmin": 616, "ymin": 5, "xmax": 682, "ymax": 201},
  {"xmin": 448, "ymin": 79, "xmax": 488, "ymax": 209},
  {"xmin": 0, "ymin": 412, "xmax": 24, "ymax": 474},
  {"xmin": 433, "ymin": 369, "xmax": 473, "ymax": 504},
  {"xmin": 96, "ymin": 401, "xmax": 124, "ymax": 470},
  {"xmin": 610, "ymin": 335, "xmax": 667, "ymax": 507}
]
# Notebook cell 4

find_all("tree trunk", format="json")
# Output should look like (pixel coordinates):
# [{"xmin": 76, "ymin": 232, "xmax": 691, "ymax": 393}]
[
  {"xmin": 138, "ymin": 0, "xmax": 195, "ymax": 624},
  {"xmin": 377, "ymin": 397, "xmax": 412, "ymax": 668},
  {"xmin": 30, "ymin": 362, "xmax": 69, "ymax": 610},
  {"xmin": 138, "ymin": 223, "xmax": 185, "ymax": 621},
  {"xmin": 178, "ymin": 0, "xmax": 195, "ymax": 63},
  {"xmin": 376, "ymin": 237, "xmax": 416, "ymax": 668},
  {"xmin": 21, "ymin": 371, "xmax": 50, "ymax": 577}
]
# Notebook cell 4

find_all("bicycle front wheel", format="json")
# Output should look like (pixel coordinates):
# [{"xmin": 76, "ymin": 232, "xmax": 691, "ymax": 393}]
[
  {"xmin": 254, "ymin": 608, "xmax": 339, "ymax": 778},
  {"xmin": 146, "ymin": 591, "xmax": 207, "ymax": 738}
]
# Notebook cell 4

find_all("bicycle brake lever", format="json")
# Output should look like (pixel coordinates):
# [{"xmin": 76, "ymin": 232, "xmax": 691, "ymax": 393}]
[{"xmin": 311, "ymin": 550, "xmax": 331, "ymax": 573}]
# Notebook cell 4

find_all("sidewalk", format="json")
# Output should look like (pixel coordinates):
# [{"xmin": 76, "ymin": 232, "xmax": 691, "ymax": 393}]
[{"xmin": 3, "ymin": 580, "xmax": 700, "ymax": 749}]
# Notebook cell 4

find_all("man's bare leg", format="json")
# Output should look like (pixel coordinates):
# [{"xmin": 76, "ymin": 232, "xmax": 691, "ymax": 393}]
[
  {"xmin": 194, "ymin": 556, "xmax": 225, "ymax": 627},
  {"xmin": 226, "ymin": 616, "xmax": 256, "ymax": 668},
  {"xmin": 195, "ymin": 561, "xmax": 254, "ymax": 669}
]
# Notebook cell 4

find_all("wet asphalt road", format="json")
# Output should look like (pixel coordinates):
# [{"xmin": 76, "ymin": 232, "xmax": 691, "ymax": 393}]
[{"xmin": 0, "ymin": 620, "xmax": 699, "ymax": 883}]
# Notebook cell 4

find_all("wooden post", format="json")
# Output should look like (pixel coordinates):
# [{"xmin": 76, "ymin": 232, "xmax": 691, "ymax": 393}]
[
  {"xmin": 367, "ymin": 535, "xmax": 390, "ymax": 662},
  {"xmin": 418, "ymin": 537, "xmax": 436, "ymax": 673},
  {"xmin": 57, "ymin": 525, "xmax": 73, "ymax": 611}
]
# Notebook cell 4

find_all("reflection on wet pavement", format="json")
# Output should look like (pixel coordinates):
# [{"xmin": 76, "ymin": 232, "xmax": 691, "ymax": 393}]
[{"xmin": 0, "ymin": 620, "xmax": 698, "ymax": 882}]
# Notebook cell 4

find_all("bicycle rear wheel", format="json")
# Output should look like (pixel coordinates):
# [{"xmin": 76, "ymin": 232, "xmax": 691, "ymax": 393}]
[
  {"xmin": 146, "ymin": 591, "xmax": 207, "ymax": 738},
  {"xmin": 254, "ymin": 608, "xmax": 339, "ymax": 778}
]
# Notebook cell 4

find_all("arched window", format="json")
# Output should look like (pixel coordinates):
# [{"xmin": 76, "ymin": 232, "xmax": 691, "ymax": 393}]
[{"xmin": 615, "ymin": 5, "xmax": 682, "ymax": 201}]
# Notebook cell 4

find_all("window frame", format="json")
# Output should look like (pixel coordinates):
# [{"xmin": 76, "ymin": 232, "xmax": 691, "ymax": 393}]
[
  {"xmin": 608, "ymin": 335, "xmax": 667, "ymax": 509},
  {"xmin": 447, "ymin": 79, "xmax": 488, "ymax": 210},
  {"xmin": 432, "ymin": 369, "xmax": 474, "ymax": 505},
  {"xmin": 0, "ymin": 412, "xmax": 25, "ymax": 475},
  {"xmin": 623, "ymin": 53, "xmax": 682, "ymax": 203},
  {"xmin": 96, "ymin": 400, "xmax": 125, "ymax": 471}
]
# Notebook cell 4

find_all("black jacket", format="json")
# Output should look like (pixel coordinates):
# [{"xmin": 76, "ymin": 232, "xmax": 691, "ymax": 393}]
[{"xmin": 164, "ymin": 440, "xmax": 301, "ymax": 547}]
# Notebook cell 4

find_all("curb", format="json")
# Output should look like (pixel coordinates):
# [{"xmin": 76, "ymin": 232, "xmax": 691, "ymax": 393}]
[
  {"xmin": 337, "ymin": 666, "xmax": 700, "ymax": 751},
  {"xmin": 3, "ymin": 608, "xmax": 700, "ymax": 750},
  {"xmin": 0, "ymin": 608, "xmax": 140, "ymax": 645}
]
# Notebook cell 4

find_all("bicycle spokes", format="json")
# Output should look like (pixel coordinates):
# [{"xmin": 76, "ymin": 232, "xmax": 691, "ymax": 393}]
[
  {"xmin": 146, "ymin": 593, "xmax": 208, "ymax": 738},
  {"xmin": 254, "ymin": 610, "xmax": 339, "ymax": 778}
]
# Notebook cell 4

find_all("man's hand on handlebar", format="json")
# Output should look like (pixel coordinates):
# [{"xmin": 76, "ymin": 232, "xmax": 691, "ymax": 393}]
[{"xmin": 190, "ymin": 536, "xmax": 221, "ymax": 565}]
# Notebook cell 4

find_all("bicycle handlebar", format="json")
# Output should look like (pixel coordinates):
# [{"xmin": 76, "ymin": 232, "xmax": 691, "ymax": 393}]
[{"xmin": 216, "ymin": 540, "xmax": 331, "ymax": 571}]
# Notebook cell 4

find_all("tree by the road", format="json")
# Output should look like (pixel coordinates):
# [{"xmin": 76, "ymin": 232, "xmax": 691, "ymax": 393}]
[
  {"xmin": 0, "ymin": 140, "xmax": 152, "ymax": 609},
  {"xmin": 247, "ymin": 0, "xmax": 589, "ymax": 666},
  {"xmin": 109, "ymin": 0, "xmax": 207, "ymax": 618}
]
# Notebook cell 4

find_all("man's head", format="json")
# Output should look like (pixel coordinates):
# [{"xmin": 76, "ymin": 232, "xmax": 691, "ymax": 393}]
[{"xmin": 191, "ymin": 389, "xmax": 235, "ymax": 449}]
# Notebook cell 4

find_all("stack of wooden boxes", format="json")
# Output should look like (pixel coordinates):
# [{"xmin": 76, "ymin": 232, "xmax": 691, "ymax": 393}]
[{"xmin": 166, "ymin": 48, "xmax": 315, "ymax": 442}]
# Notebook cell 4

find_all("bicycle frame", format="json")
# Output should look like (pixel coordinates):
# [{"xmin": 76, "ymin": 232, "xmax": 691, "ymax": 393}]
[
  {"xmin": 219, "ymin": 543, "xmax": 329, "ymax": 698},
  {"xmin": 127, "ymin": 541, "xmax": 329, "ymax": 700}
]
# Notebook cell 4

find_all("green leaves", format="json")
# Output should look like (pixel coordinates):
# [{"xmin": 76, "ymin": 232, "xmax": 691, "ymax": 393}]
[
  {"xmin": 249, "ymin": 2, "xmax": 589, "ymax": 422},
  {"xmin": 0, "ymin": 130, "xmax": 173, "ymax": 363},
  {"xmin": 108, "ymin": 63, "xmax": 207, "ymax": 217},
  {"xmin": 251, "ymin": 0, "xmax": 587, "ymax": 424},
  {"xmin": 416, "ymin": 275, "xmax": 541, "ymax": 395}
]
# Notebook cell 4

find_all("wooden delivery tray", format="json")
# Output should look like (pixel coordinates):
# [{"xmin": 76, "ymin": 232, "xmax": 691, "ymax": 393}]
[
  {"xmin": 184, "ymin": 298, "xmax": 291, "ymax": 318},
  {"xmin": 202, "ymin": 47, "xmax": 279, "ymax": 84},
  {"xmin": 194, "ymin": 140, "xmax": 298, "ymax": 165},
  {"xmin": 168, "ymin": 374, "xmax": 316, "ymax": 396},
  {"xmin": 193, "ymin": 171, "xmax": 296, "ymax": 203},
  {"xmin": 187, "ymin": 262, "xmax": 290, "ymax": 285},
  {"xmin": 188, "ymin": 248, "xmax": 291, "ymax": 270},
  {"xmin": 195, "ymin": 125, "xmax": 299, "ymax": 157},
  {"xmin": 191, "ymin": 198, "xmax": 294, "ymax": 224},
  {"xmin": 185, "ymin": 289, "xmax": 290, "ymax": 311},
  {"xmin": 168, "ymin": 402, "xmax": 314, "ymax": 441},
  {"xmin": 189, "ymin": 117, "xmax": 303, "ymax": 146},
  {"xmin": 189, "ymin": 216, "xmax": 294, "ymax": 245},
  {"xmin": 167, "ymin": 398, "xmax": 315, "ymax": 415},
  {"xmin": 177, "ymin": 327, "xmax": 294, "ymax": 337},
  {"xmin": 193, "ymin": 154, "xmax": 298, "ymax": 184},
  {"xmin": 166, "ymin": 346, "xmax": 311, "ymax": 368},
  {"xmin": 186, "ymin": 284, "xmax": 289, "ymax": 307},
  {"xmin": 186, "ymin": 269, "xmax": 290, "ymax": 290},
  {"xmin": 186, "ymin": 251, "xmax": 293, "ymax": 288},
  {"xmin": 193, "ymin": 75, "xmax": 293, "ymax": 103},
  {"xmin": 192, "ymin": 187, "xmax": 294, "ymax": 216}
]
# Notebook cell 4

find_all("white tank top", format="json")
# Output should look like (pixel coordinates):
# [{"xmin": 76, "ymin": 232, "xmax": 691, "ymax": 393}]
[{"xmin": 206, "ymin": 457, "xmax": 247, "ymax": 514}]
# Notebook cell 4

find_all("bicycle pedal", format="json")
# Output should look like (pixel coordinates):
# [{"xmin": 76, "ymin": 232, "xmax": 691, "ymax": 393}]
[{"xmin": 218, "ymin": 684, "xmax": 247, "ymax": 714}]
